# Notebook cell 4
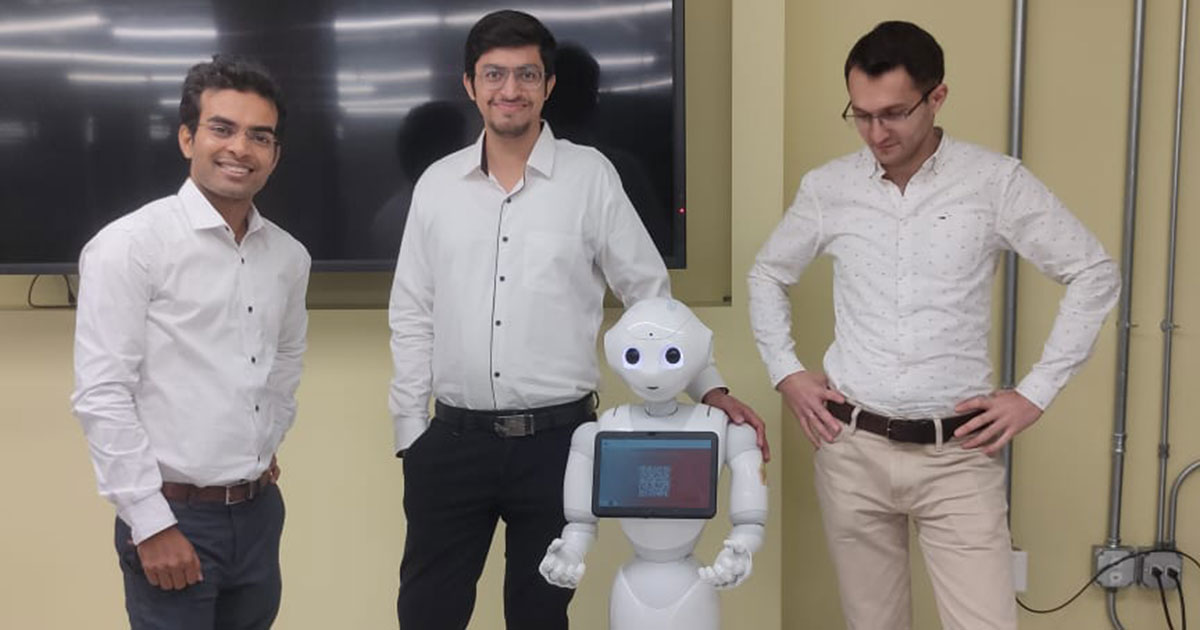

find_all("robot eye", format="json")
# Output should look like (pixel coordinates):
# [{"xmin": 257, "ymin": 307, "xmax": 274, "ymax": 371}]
[
  {"xmin": 663, "ymin": 346, "xmax": 683, "ymax": 367},
  {"xmin": 623, "ymin": 347, "xmax": 641, "ymax": 367}
]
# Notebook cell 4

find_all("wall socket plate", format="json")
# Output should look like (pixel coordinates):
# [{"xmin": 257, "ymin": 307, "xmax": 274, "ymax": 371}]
[
  {"xmin": 1092, "ymin": 545, "xmax": 1137, "ymax": 589},
  {"xmin": 1138, "ymin": 548, "xmax": 1182, "ymax": 590},
  {"xmin": 1012, "ymin": 548, "xmax": 1028, "ymax": 593}
]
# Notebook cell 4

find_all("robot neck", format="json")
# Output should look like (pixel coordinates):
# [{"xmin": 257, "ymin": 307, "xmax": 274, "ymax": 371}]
[{"xmin": 642, "ymin": 399, "xmax": 679, "ymax": 417}]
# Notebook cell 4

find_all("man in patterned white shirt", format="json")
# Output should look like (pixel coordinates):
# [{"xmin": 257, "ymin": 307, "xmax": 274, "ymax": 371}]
[{"xmin": 747, "ymin": 21, "xmax": 1119, "ymax": 630}]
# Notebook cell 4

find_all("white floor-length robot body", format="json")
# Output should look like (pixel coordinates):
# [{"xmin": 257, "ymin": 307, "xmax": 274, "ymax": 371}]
[{"xmin": 540, "ymin": 298, "xmax": 768, "ymax": 630}]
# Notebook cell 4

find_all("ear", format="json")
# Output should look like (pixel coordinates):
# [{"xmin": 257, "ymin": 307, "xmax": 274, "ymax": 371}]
[
  {"xmin": 178, "ymin": 124, "xmax": 194, "ymax": 159},
  {"xmin": 462, "ymin": 73, "xmax": 476, "ymax": 101},
  {"xmin": 928, "ymin": 83, "xmax": 949, "ymax": 115},
  {"xmin": 543, "ymin": 74, "xmax": 556, "ymax": 101}
]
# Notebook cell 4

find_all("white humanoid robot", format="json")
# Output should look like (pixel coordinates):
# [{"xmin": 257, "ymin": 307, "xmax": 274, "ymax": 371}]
[{"xmin": 539, "ymin": 297, "xmax": 768, "ymax": 629}]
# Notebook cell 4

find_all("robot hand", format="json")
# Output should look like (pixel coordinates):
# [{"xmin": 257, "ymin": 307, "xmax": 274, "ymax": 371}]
[
  {"xmin": 540, "ymin": 537, "xmax": 588, "ymax": 589},
  {"xmin": 698, "ymin": 538, "xmax": 754, "ymax": 590}
]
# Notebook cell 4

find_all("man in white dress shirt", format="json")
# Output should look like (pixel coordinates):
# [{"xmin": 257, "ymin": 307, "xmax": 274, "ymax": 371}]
[
  {"xmin": 388, "ymin": 10, "xmax": 767, "ymax": 630},
  {"xmin": 748, "ymin": 21, "xmax": 1119, "ymax": 630},
  {"xmin": 72, "ymin": 55, "xmax": 309, "ymax": 630}
]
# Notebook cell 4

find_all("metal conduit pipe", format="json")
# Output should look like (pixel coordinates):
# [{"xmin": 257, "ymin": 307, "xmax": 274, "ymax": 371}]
[
  {"xmin": 1107, "ymin": 592, "xmax": 1127, "ymax": 630},
  {"xmin": 1001, "ymin": 0, "xmax": 1027, "ymax": 524},
  {"xmin": 1105, "ymin": 0, "xmax": 1147, "ymax": 626},
  {"xmin": 1166, "ymin": 460, "xmax": 1200, "ymax": 548},
  {"xmin": 1105, "ymin": 0, "xmax": 1145, "ymax": 552},
  {"xmin": 1155, "ymin": 0, "xmax": 1190, "ymax": 547}
]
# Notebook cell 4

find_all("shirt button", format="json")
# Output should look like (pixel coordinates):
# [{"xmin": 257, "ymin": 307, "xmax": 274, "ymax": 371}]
[
  {"xmin": 248, "ymin": 306, "xmax": 254, "ymax": 313},
  {"xmin": 255, "ymin": 404, "xmax": 260, "ymax": 412},
  {"xmin": 251, "ymin": 356, "xmax": 257, "ymax": 364},
  {"xmin": 505, "ymin": 198, "xmax": 512, "ymax": 204},
  {"xmin": 494, "ymin": 371, "xmax": 500, "ymax": 378},
  {"xmin": 495, "ymin": 320, "xmax": 501, "ymax": 326},
  {"xmin": 241, "ymin": 257, "xmax": 245, "ymax": 264},
  {"xmin": 502, "ymin": 236, "xmax": 509, "ymax": 243},
  {"xmin": 499, "ymin": 276, "xmax": 506, "ymax": 282}
]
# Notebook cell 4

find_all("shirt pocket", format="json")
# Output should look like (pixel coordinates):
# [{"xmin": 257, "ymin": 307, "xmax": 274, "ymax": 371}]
[
  {"xmin": 917, "ymin": 209, "xmax": 992, "ymax": 280},
  {"xmin": 522, "ymin": 230, "xmax": 584, "ymax": 293}
]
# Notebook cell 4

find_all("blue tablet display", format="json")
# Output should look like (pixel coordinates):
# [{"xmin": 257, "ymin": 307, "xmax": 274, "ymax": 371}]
[{"xmin": 592, "ymin": 431, "xmax": 718, "ymax": 519}]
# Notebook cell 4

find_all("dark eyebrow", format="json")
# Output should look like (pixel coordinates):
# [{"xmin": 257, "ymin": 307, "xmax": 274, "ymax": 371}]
[{"xmin": 247, "ymin": 125, "xmax": 277, "ymax": 135}]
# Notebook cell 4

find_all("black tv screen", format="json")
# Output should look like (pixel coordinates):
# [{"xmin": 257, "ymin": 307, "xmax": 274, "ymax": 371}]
[{"xmin": 0, "ymin": 1, "xmax": 685, "ymax": 273}]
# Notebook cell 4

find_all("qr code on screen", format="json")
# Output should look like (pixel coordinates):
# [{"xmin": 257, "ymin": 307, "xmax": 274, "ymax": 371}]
[{"xmin": 637, "ymin": 465, "xmax": 671, "ymax": 498}]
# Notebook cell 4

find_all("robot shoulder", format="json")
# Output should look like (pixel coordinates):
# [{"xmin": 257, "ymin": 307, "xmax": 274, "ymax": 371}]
[
  {"xmin": 596, "ymin": 405, "xmax": 634, "ymax": 431},
  {"xmin": 691, "ymin": 403, "xmax": 729, "ymax": 431},
  {"xmin": 726, "ymin": 422, "xmax": 760, "ymax": 458},
  {"xmin": 570, "ymin": 420, "xmax": 600, "ymax": 451}
]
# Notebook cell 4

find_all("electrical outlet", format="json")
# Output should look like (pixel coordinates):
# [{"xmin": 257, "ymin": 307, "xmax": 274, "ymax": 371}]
[
  {"xmin": 1092, "ymin": 545, "xmax": 1137, "ymax": 589},
  {"xmin": 1138, "ymin": 548, "xmax": 1182, "ymax": 590},
  {"xmin": 1011, "ymin": 548, "xmax": 1028, "ymax": 593}
]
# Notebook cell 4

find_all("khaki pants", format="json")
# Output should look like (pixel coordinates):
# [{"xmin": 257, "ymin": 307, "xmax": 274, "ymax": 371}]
[{"xmin": 813, "ymin": 425, "xmax": 1016, "ymax": 630}]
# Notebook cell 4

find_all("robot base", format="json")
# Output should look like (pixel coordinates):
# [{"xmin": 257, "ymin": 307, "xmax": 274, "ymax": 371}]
[{"xmin": 610, "ymin": 555, "xmax": 720, "ymax": 630}]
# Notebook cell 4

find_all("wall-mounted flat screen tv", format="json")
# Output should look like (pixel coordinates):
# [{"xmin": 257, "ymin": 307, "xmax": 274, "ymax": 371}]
[{"xmin": 0, "ymin": 0, "xmax": 685, "ymax": 273}]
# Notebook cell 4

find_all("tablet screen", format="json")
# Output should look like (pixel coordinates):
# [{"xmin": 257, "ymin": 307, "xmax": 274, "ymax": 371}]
[{"xmin": 592, "ymin": 430, "xmax": 718, "ymax": 518}]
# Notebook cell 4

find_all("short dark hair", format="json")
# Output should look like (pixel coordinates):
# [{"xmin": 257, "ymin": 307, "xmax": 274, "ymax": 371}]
[
  {"xmin": 463, "ymin": 10, "xmax": 556, "ymax": 81},
  {"xmin": 844, "ymin": 21, "xmax": 944, "ymax": 91},
  {"xmin": 179, "ymin": 54, "xmax": 287, "ymax": 139}
]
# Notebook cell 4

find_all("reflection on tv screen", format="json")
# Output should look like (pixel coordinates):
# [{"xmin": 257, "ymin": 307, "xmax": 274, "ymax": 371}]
[{"xmin": 0, "ymin": 1, "xmax": 684, "ymax": 272}]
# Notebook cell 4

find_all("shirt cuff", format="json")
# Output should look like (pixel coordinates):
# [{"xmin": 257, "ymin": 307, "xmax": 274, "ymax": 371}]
[
  {"xmin": 394, "ymin": 416, "xmax": 429, "ymax": 454},
  {"xmin": 1015, "ymin": 372, "xmax": 1056, "ymax": 411},
  {"xmin": 767, "ymin": 354, "xmax": 807, "ymax": 388},
  {"xmin": 686, "ymin": 365, "xmax": 727, "ymax": 403},
  {"xmin": 119, "ymin": 492, "xmax": 177, "ymax": 545}
]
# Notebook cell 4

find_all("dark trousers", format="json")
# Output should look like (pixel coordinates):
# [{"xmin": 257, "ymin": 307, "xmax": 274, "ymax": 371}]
[
  {"xmin": 114, "ymin": 483, "xmax": 286, "ymax": 630},
  {"xmin": 397, "ymin": 417, "xmax": 580, "ymax": 630}
]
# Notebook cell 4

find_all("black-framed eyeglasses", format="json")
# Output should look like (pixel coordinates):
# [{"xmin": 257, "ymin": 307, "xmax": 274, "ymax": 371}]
[{"xmin": 841, "ymin": 86, "xmax": 937, "ymax": 128}]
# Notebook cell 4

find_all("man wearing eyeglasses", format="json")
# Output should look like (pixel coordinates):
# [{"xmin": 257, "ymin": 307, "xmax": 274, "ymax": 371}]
[
  {"xmin": 388, "ymin": 9, "xmax": 768, "ymax": 630},
  {"xmin": 72, "ymin": 55, "xmax": 309, "ymax": 630},
  {"xmin": 748, "ymin": 21, "xmax": 1118, "ymax": 629}
]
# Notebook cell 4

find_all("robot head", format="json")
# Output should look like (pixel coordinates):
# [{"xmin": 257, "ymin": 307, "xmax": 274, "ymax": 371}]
[{"xmin": 604, "ymin": 297, "xmax": 713, "ymax": 403}]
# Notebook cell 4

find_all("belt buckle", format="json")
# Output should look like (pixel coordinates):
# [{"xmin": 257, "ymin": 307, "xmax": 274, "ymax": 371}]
[
  {"xmin": 224, "ymin": 481, "xmax": 252, "ymax": 506},
  {"xmin": 494, "ymin": 413, "xmax": 534, "ymax": 437}
]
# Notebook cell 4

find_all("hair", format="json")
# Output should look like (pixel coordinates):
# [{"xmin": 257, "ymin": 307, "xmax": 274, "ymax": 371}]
[
  {"xmin": 179, "ymin": 54, "xmax": 287, "ymax": 139},
  {"xmin": 463, "ymin": 10, "xmax": 556, "ymax": 81},
  {"xmin": 843, "ymin": 21, "xmax": 944, "ymax": 91}
]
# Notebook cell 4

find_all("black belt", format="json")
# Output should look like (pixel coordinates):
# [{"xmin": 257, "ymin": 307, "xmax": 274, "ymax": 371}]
[
  {"xmin": 826, "ymin": 400, "xmax": 982, "ymax": 444},
  {"xmin": 434, "ymin": 395, "xmax": 596, "ymax": 438}
]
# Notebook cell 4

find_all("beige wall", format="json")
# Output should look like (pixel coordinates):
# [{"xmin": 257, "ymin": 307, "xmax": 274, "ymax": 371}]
[
  {"xmin": 3, "ymin": 0, "xmax": 1199, "ymax": 629},
  {"xmin": 0, "ymin": 2, "xmax": 781, "ymax": 629}
]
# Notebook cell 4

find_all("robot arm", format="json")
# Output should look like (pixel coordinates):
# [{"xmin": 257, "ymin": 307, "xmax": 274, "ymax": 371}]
[
  {"xmin": 540, "ymin": 420, "xmax": 600, "ymax": 589},
  {"xmin": 699, "ymin": 423, "xmax": 768, "ymax": 590}
]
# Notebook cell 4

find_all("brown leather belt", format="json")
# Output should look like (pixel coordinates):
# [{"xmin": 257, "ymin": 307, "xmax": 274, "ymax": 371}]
[
  {"xmin": 161, "ymin": 471, "xmax": 274, "ymax": 505},
  {"xmin": 826, "ymin": 400, "xmax": 982, "ymax": 444},
  {"xmin": 434, "ymin": 394, "xmax": 596, "ymax": 438}
]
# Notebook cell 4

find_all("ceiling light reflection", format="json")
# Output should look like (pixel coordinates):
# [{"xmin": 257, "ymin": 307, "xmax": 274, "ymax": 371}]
[{"xmin": 0, "ymin": 13, "xmax": 105, "ymax": 36}]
